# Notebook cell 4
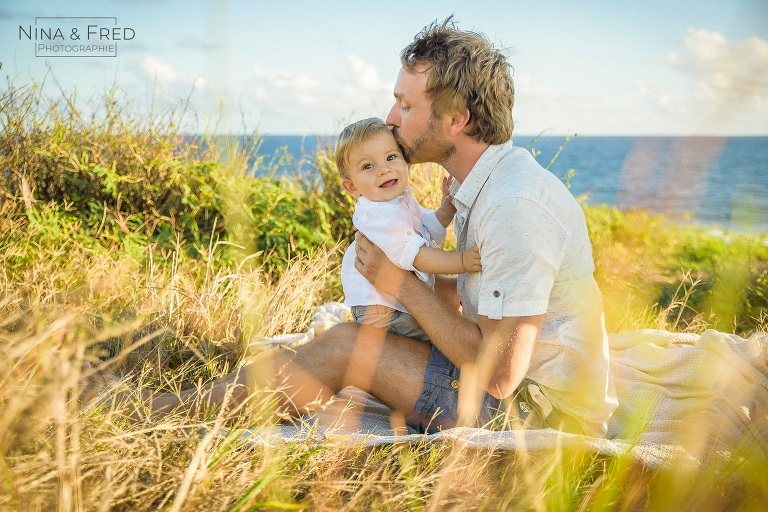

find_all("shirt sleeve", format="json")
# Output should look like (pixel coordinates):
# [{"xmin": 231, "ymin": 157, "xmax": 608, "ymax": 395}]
[
  {"xmin": 474, "ymin": 198, "xmax": 567, "ymax": 319},
  {"xmin": 417, "ymin": 205, "xmax": 447, "ymax": 245},
  {"xmin": 354, "ymin": 203, "xmax": 429, "ymax": 272}
]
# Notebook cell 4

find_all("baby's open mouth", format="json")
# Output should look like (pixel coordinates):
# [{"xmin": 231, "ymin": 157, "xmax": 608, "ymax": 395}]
[{"xmin": 379, "ymin": 179, "xmax": 398, "ymax": 188}]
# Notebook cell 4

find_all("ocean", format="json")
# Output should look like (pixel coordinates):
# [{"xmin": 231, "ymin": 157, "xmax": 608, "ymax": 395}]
[{"xmin": 255, "ymin": 135, "xmax": 768, "ymax": 234}]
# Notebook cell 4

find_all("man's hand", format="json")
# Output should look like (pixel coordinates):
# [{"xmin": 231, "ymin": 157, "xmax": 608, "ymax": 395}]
[
  {"xmin": 354, "ymin": 231, "xmax": 410, "ymax": 298},
  {"xmin": 461, "ymin": 242, "xmax": 482, "ymax": 273}
]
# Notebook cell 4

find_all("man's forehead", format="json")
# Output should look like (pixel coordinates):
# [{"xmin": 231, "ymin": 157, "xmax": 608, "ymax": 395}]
[{"xmin": 394, "ymin": 66, "xmax": 429, "ymax": 97}]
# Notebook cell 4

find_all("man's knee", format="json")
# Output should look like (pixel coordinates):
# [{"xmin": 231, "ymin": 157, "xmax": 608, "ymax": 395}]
[
  {"xmin": 319, "ymin": 321, "xmax": 360, "ymax": 345},
  {"xmin": 311, "ymin": 321, "xmax": 393, "ymax": 368},
  {"xmin": 309, "ymin": 321, "xmax": 360, "ymax": 364}
]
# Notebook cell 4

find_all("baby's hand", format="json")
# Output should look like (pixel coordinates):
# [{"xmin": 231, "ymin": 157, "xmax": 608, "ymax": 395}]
[
  {"xmin": 462, "ymin": 242, "xmax": 482, "ymax": 273},
  {"xmin": 440, "ymin": 175, "xmax": 456, "ymax": 215}
]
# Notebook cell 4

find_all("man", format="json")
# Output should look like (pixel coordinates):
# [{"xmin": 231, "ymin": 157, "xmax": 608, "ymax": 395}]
[
  {"xmin": 114, "ymin": 18, "xmax": 617, "ymax": 437},
  {"xmin": 353, "ymin": 19, "xmax": 617, "ymax": 436}
]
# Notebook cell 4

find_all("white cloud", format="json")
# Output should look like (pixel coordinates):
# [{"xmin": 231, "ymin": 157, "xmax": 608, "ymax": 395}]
[
  {"xmin": 142, "ymin": 55, "xmax": 177, "ymax": 85},
  {"xmin": 246, "ymin": 55, "xmax": 394, "ymax": 131},
  {"xmin": 347, "ymin": 55, "xmax": 386, "ymax": 91},
  {"xmin": 252, "ymin": 67, "xmax": 322, "ymax": 106},
  {"xmin": 658, "ymin": 28, "xmax": 768, "ymax": 133},
  {"xmin": 670, "ymin": 28, "xmax": 768, "ymax": 98},
  {"xmin": 513, "ymin": 72, "xmax": 555, "ymax": 98},
  {"xmin": 192, "ymin": 76, "xmax": 207, "ymax": 90},
  {"xmin": 511, "ymin": 29, "xmax": 768, "ymax": 135},
  {"xmin": 511, "ymin": 72, "xmax": 600, "ymax": 134}
]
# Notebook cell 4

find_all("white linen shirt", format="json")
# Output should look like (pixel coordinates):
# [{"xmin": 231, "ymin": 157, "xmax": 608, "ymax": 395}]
[
  {"xmin": 450, "ymin": 140, "xmax": 618, "ymax": 437},
  {"xmin": 342, "ymin": 186, "xmax": 447, "ymax": 312}
]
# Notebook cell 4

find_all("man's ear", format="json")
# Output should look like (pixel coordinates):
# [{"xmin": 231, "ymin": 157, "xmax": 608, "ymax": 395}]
[
  {"xmin": 341, "ymin": 178, "xmax": 361, "ymax": 198},
  {"xmin": 448, "ymin": 108, "xmax": 471, "ymax": 136}
]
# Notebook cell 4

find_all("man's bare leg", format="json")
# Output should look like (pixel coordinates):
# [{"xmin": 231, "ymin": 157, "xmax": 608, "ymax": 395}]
[{"xmin": 131, "ymin": 322, "xmax": 432, "ymax": 423}]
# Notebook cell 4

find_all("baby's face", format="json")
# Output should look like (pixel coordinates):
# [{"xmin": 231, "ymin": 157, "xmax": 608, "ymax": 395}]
[{"xmin": 341, "ymin": 130, "xmax": 410, "ymax": 202}]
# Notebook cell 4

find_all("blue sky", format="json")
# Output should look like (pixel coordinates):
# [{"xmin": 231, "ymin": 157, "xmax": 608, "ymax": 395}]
[{"xmin": 2, "ymin": 0, "xmax": 767, "ymax": 136}]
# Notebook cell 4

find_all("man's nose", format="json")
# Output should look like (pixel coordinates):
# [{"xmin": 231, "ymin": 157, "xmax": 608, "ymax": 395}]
[{"xmin": 386, "ymin": 103, "xmax": 399, "ymax": 127}]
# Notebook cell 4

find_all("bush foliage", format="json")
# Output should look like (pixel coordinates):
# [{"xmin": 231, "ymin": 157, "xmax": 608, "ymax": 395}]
[
  {"xmin": 0, "ymin": 83, "xmax": 345, "ymax": 274},
  {"xmin": 3, "ymin": 81, "xmax": 768, "ymax": 335}
]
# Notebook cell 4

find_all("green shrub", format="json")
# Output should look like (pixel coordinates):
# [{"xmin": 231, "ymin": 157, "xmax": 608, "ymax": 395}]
[
  {"xmin": 3, "ymin": 81, "xmax": 766, "ymax": 335},
  {"xmin": 584, "ymin": 203, "xmax": 768, "ymax": 334},
  {"xmin": 0, "ymin": 82, "xmax": 341, "ymax": 275},
  {"xmin": 304, "ymin": 142, "xmax": 356, "ymax": 245}
]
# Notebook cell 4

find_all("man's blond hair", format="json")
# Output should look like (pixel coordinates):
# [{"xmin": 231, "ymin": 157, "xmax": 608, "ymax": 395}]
[
  {"xmin": 334, "ymin": 117, "xmax": 392, "ymax": 178},
  {"xmin": 400, "ymin": 17, "xmax": 514, "ymax": 144}
]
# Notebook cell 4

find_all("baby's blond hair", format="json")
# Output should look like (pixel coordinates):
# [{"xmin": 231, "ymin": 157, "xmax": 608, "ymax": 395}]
[{"xmin": 334, "ymin": 118, "xmax": 392, "ymax": 178}]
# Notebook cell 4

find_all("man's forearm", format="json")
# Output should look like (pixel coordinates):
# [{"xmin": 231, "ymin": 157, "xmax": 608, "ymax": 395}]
[
  {"xmin": 403, "ymin": 276, "xmax": 542, "ymax": 399},
  {"xmin": 396, "ymin": 272, "xmax": 483, "ymax": 368},
  {"xmin": 353, "ymin": 231, "xmax": 538, "ymax": 400}
]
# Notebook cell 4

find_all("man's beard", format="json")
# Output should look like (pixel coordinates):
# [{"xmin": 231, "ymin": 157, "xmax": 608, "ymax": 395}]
[{"xmin": 393, "ymin": 116, "xmax": 455, "ymax": 164}]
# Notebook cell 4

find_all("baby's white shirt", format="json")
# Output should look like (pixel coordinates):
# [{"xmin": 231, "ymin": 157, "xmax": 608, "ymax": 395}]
[{"xmin": 341, "ymin": 186, "xmax": 447, "ymax": 312}]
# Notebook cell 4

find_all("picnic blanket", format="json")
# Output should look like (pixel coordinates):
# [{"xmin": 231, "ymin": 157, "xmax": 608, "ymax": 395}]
[{"xmin": 240, "ymin": 303, "xmax": 768, "ymax": 469}]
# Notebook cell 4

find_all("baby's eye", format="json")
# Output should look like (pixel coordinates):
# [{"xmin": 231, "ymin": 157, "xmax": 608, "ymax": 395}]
[
  {"xmin": 386, "ymin": 154, "xmax": 397, "ymax": 161},
  {"xmin": 362, "ymin": 163, "xmax": 373, "ymax": 170}
]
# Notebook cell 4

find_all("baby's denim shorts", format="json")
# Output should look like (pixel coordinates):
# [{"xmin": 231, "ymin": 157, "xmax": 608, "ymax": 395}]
[{"xmin": 350, "ymin": 305, "xmax": 430, "ymax": 342}]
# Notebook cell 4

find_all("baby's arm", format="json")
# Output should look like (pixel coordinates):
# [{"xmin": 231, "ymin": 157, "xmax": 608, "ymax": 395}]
[
  {"xmin": 355, "ymin": 201, "xmax": 479, "ymax": 277},
  {"xmin": 434, "ymin": 175, "xmax": 457, "ymax": 228},
  {"xmin": 413, "ymin": 241, "xmax": 481, "ymax": 275}
]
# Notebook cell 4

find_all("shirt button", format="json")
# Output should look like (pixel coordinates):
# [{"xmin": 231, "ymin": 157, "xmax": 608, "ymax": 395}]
[
  {"xmin": 493, "ymin": 291, "xmax": 500, "ymax": 298},
  {"xmin": 450, "ymin": 379, "xmax": 460, "ymax": 389},
  {"xmin": 406, "ymin": 230, "xmax": 412, "ymax": 235}
]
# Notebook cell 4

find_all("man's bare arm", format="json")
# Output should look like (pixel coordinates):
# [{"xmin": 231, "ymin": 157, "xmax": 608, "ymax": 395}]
[
  {"xmin": 475, "ymin": 314, "xmax": 543, "ymax": 399},
  {"xmin": 354, "ymin": 232, "xmax": 542, "ymax": 399},
  {"xmin": 394, "ymin": 272, "xmax": 542, "ymax": 399},
  {"xmin": 434, "ymin": 274, "xmax": 460, "ymax": 311}
]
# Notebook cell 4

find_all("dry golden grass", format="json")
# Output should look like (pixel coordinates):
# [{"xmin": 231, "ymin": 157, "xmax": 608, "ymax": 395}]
[
  {"xmin": 2, "ymin": 84, "xmax": 767, "ymax": 510},
  {"xmin": 2, "ymin": 203, "xmax": 767, "ymax": 510}
]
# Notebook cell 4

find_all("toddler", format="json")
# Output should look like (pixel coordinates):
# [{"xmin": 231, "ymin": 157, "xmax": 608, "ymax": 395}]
[{"xmin": 336, "ymin": 117, "xmax": 481, "ymax": 341}]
